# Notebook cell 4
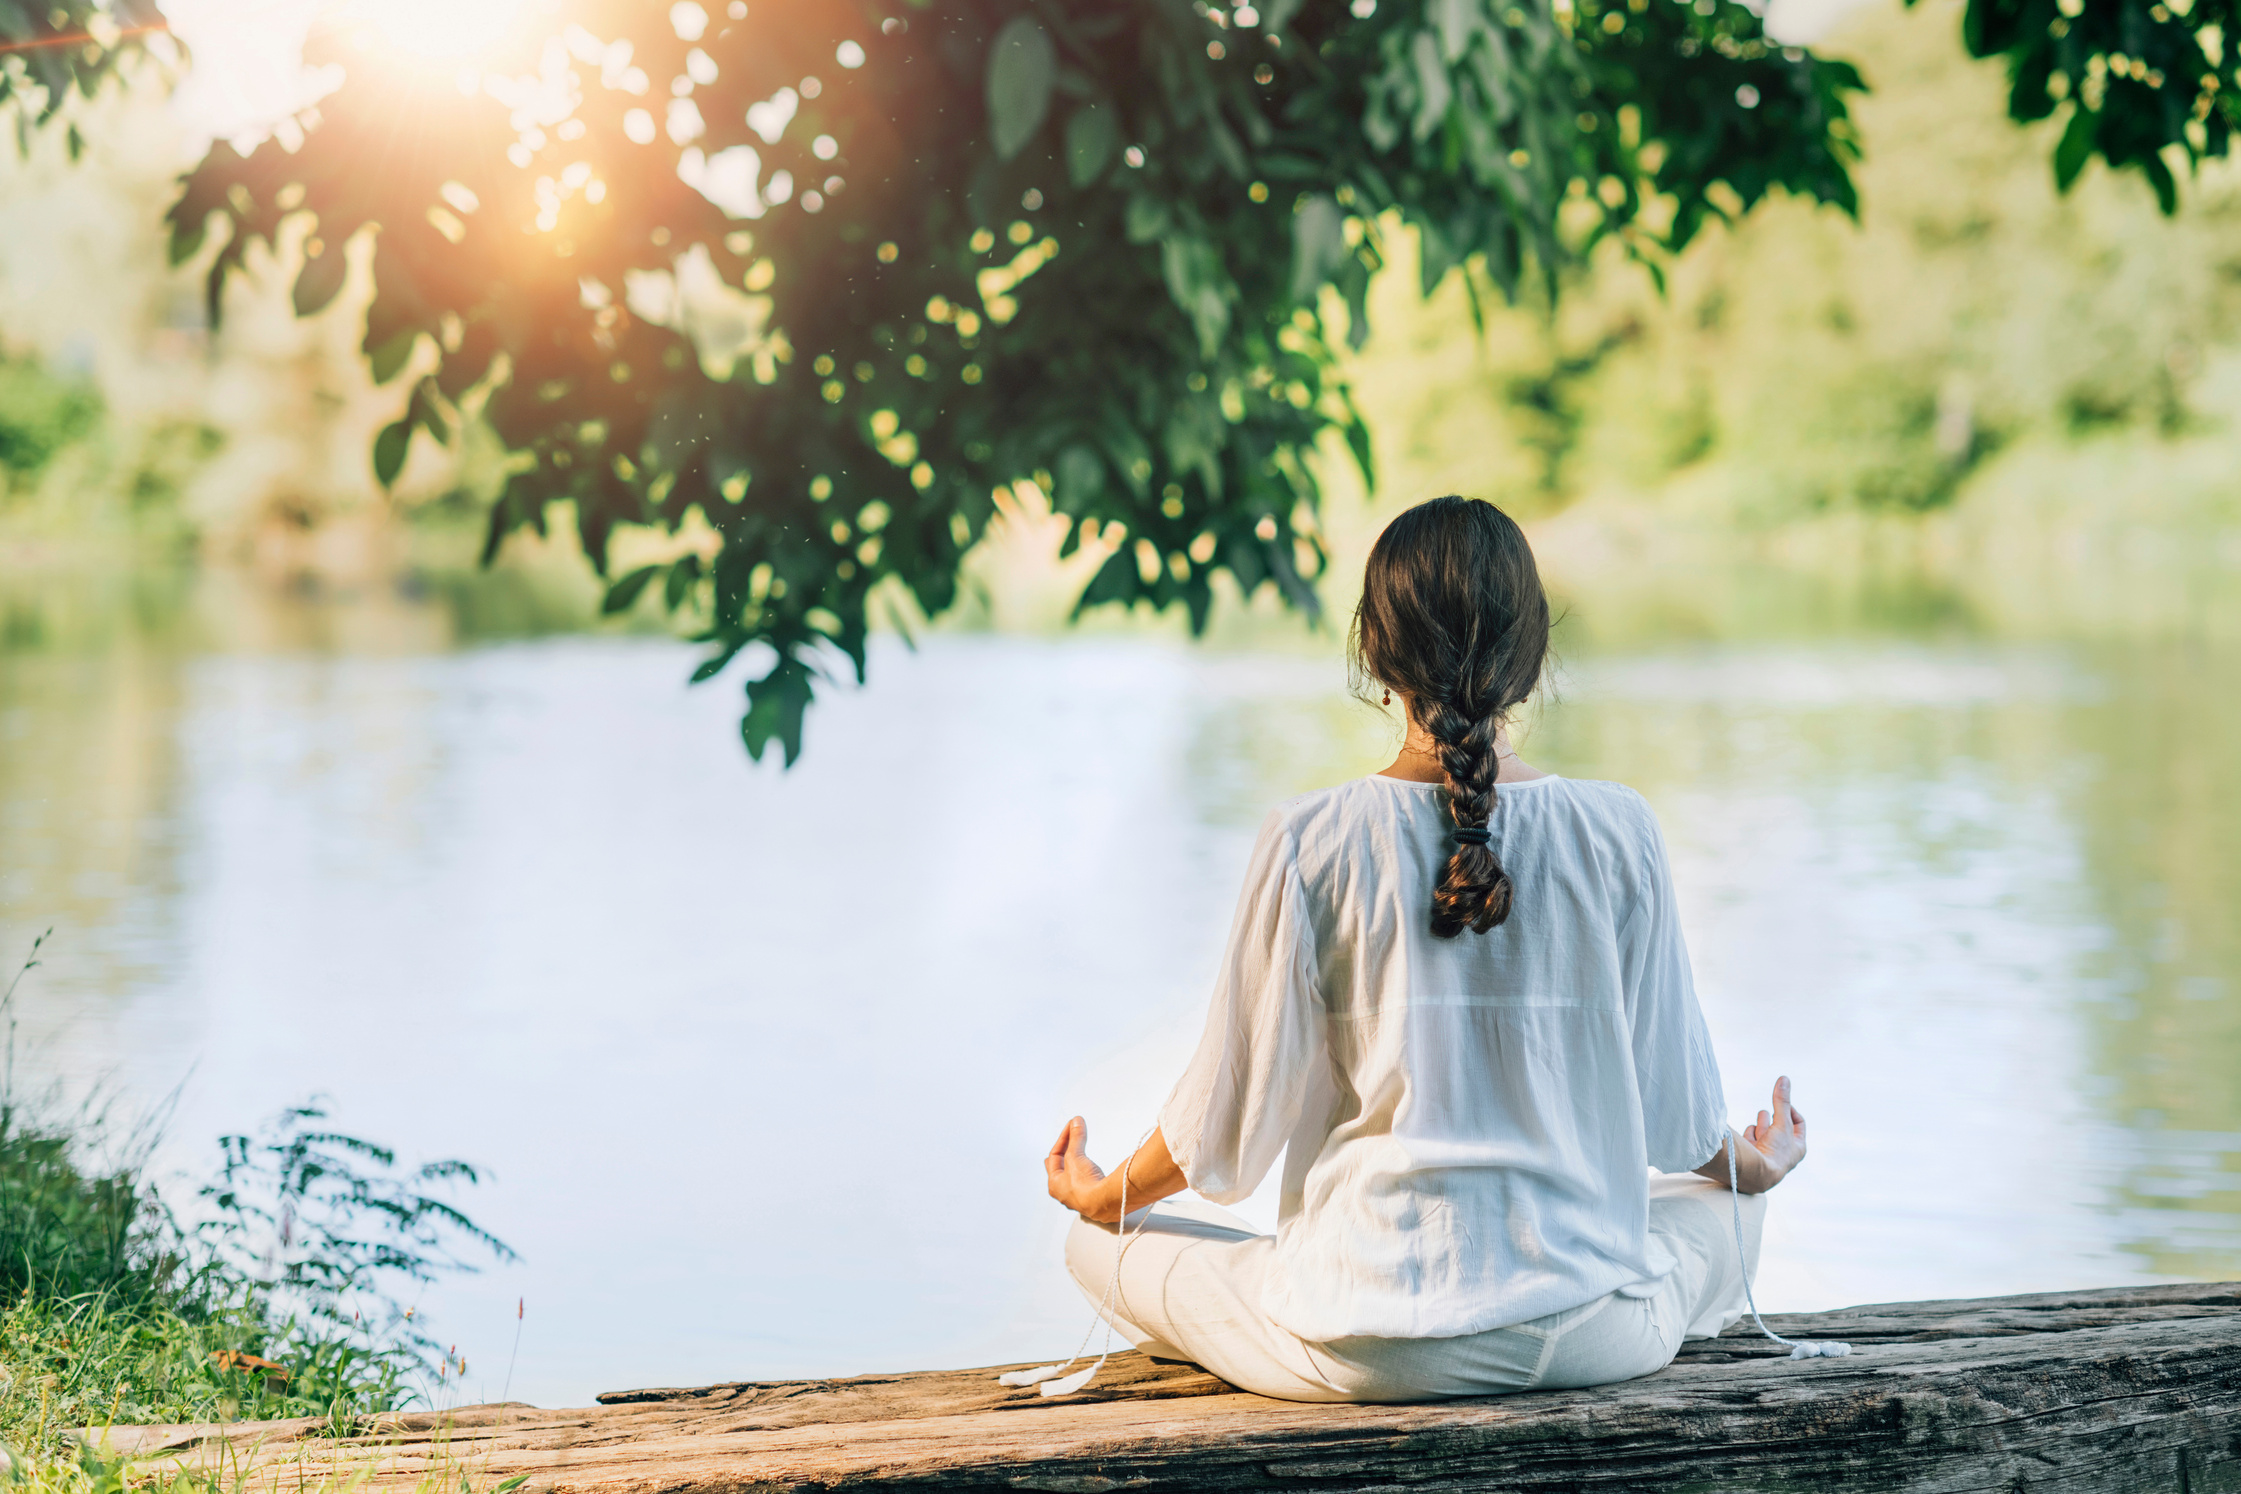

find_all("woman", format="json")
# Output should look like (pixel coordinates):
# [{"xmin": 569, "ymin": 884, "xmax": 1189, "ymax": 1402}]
[{"xmin": 1040, "ymin": 496, "xmax": 1808, "ymax": 1403}]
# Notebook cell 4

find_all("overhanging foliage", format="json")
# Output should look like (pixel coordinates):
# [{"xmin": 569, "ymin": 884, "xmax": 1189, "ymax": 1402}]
[
  {"xmin": 1933, "ymin": 0, "xmax": 2241, "ymax": 212},
  {"xmin": 0, "ymin": 0, "xmax": 169, "ymax": 156},
  {"xmin": 13, "ymin": 0, "xmax": 2232, "ymax": 760},
  {"xmin": 157, "ymin": 0, "xmax": 1860, "ymax": 761}
]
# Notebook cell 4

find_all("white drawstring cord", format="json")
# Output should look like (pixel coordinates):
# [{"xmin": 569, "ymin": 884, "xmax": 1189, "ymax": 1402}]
[
  {"xmin": 1726, "ymin": 1132, "xmax": 1850, "ymax": 1360},
  {"xmin": 998, "ymin": 1127, "xmax": 1157, "ymax": 1397}
]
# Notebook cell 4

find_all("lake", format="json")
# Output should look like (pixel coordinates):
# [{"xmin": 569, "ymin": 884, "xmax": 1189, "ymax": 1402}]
[{"xmin": 2, "ymin": 560, "xmax": 2235, "ymax": 1408}]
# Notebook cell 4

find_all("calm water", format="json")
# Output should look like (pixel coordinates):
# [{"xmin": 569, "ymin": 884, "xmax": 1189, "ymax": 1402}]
[{"xmin": 1, "ymin": 565, "xmax": 2236, "ymax": 1407}]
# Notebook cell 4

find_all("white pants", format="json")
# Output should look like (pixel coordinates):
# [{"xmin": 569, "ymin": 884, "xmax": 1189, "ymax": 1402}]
[{"xmin": 1065, "ymin": 1173, "xmax": 1767, "ymax": 1403}]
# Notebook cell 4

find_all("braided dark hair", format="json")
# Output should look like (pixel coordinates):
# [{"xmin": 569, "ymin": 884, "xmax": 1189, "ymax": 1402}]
[{"xmin": 1350, "ymin": 497, "xmax": 1550, "ymax": 938}]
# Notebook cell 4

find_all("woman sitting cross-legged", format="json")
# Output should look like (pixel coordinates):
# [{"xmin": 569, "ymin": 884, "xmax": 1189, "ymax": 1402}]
[{"xmin": 1040, "ymin": 495, "xmax": 1809, "ymax": 1404}]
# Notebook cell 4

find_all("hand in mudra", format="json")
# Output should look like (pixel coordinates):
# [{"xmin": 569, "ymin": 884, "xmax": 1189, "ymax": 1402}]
[
  {"xmin": 1741, "ymin": 1074, "xmax": 1808, "ymax": 1188},
  {"xmin": 1692, "ymin": 1075, "xmax": 1808, "ymax": 1194},
  {"xmin": 1045, "ymin": 1116, "xmax": 1108, "ymax": 1218},
  {"xmin": 1044, "ymin": 1120, "xmax": 1185, "ymax": 1224}
]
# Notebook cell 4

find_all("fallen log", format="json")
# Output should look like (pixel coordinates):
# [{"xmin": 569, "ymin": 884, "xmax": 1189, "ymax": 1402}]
[{"xmin": 90, "ymin": 1282, "xmax": 2241, "ymax": 1494}]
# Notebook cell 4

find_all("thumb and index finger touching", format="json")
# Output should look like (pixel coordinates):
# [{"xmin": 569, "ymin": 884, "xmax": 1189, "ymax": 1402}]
[
  {"xmin": 1747, "ymin": 1076, "xmax": 1806, "ymax": 1146},
  {"xmin": 1771, "ymin": 1074, "xmax": 1807, "ymax": 1136},
  {"xmin": 1757, "ymin": 1076, "xmax": 1807, "ymax": 1153},
  {"xmin": 1046, "ymin": 1115, "xmax": 1087, "ymax": 1173}
]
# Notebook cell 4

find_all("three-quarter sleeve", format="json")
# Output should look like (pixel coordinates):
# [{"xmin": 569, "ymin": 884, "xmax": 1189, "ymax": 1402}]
[
  {"xmin": 1158, "ymin": 810, "xmax": 1325, "ymax": 1206},
  {"xmin": 1616, "ymin": 805, "xmax": 1730, "ymax": 1175}
]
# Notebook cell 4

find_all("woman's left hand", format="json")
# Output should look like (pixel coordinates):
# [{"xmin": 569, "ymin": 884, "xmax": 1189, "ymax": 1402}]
[
  {"xmin": 1046, "ymin": 1120, "xmax": 1188, "ymax": 1223},
  {"xmin": 1045, "ymin": 1116, "xmax": 1110, "ymax": 1219}
]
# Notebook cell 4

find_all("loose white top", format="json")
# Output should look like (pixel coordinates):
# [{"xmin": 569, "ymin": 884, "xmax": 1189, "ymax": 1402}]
[{"xmin": 1159, "ymin": 773, "xmax": 1729, "ymax": 1342}]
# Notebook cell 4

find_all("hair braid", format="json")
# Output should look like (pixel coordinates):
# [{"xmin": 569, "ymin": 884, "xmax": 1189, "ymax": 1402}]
[
  {"xmin": 1420, "ymin": 696, "xmax": 1513, "ymax": 936},
  {"xmin": 1348, "ymin": 496, "xmax": 1550, "ymax": 939}
]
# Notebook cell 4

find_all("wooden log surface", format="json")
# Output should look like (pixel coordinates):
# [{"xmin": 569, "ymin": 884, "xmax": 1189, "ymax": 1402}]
[{"xmin": 87, "ymin": 1283, "xmax": 2241, "ymax": 1494}]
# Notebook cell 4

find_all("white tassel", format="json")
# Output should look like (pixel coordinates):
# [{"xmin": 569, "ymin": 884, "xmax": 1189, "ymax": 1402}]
[
  {"xmin": 997, "ymin": 1126, "xmax": 1160, "ymax": 1400},
  {"xmin": 1727, "ymin": 1134, "xmax": 1852, "ymax": 1361},
  {"xmin": 1037, "ymin": 1365, "xmax": 1100, "ymax": 1397}
]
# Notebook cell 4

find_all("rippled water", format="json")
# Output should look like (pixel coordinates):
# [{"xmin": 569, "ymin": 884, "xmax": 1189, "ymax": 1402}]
[{"xmin": 2, "ymin": 567, "xmax": 2235, "ymax": 1407}]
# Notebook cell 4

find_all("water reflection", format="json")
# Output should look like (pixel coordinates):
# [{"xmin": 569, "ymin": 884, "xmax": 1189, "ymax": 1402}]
[{"xmin": 0, "ymin": 564, "xmax": 2234, "ymax": 1407}]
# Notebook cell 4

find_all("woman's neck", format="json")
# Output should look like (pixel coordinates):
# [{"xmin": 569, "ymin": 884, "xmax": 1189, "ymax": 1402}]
[{"xmin": 1378, "ymin": 714, "xmax": 1549, "ymax": 786}]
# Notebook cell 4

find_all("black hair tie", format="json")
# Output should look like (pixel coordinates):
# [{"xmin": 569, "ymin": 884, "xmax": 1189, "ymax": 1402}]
[{"xmin": 1452, "ymin": 826, "xmax": 1491, "ymax": 846}]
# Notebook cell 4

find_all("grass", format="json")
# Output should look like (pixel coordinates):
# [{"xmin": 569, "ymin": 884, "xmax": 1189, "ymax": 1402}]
[
  {"xmin": 0, "ymin": 934, "xmax": 514, "ymax": 1488},
  {"xmin": 4, "ymin": 1427, "xmax": 533, "ymax": 1494},
  {"xmin": 0, "ymin": 1285, "xmax": 418, "ymax": 1441}
]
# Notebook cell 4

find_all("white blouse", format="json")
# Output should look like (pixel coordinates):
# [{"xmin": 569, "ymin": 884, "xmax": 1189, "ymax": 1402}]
[{"xmin": 1158, "ymin": 773, "xmax": 1730, "ymax": 1343}]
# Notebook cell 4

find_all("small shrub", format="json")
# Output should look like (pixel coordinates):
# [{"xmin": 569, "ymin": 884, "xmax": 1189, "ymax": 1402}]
[{"xmin": 0, "ymin": 935, "xmax": 513, "ymax": 1461}]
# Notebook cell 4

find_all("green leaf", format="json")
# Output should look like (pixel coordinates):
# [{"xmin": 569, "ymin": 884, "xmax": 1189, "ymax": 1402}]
[
  {"xmin": 1055, "ymin": 443, "xmax": 1105, "ymax": 512},
  {"xmin": 2053, "ymin": 105, "xmax": 2097, "ymax": 192},
  {"xmin": 1125, "ymin": 195, "xmax": 1172, "ymax": 244},
  {"xmin": 493, "ymin": 1478, "xmax": 531, "ymax": 1494},
  {"xmin": 1338, "ymin": 257, "xmax": 1373, "ymax": 350},
  {"xmin": 1183, "ymin": 572, "xmax": 1213, "ymax": 634},
  {"xmin": 2006, "ymin": 44, "xmax": 2058, "ymax": 123},
  {"xmin": 1101, "ymin": 423, "xmax": 1154, "ymax": 499},
  {"xmin": 1340, "ymin": 389, "xmax": 1376, "ymax": 489},
  {"xmin": 601, "ymin": 564, "xmax": 661, "ymax": 615},
  {"xmin": 663, "ymin": 555, "xmax": 701, "ymax": 608},
  {"xmin": 1432, "ymin": 0, "xmax": 1476, "ymax": 63},
  {"xmin": 986, "ymin": 17, "xmax": 1056, "ymax": 161},
  {"xmin": 1072, "ymin": 548, "xmax": 1141, "ymax": 617},
  {"xmin": 1415, "ymin": 217, "xmax": 1457, "ymax": 295},
  {"xmin": 1065, "ymin": 103, "xmax": 1117, "ymax": 187},
  {"xmin": 368, "ymin": 331, "xmax": 420, "ymax": 386},
  {"xmin": 2142, "ymin": 150, "xmax": 2178, "ymax": 215},
  {"xmin": 1204, "ymin": 117, "xmax": 1251, "ymax": 182},
  {"xmin": 1960, "ymin": 0, "xmax": 1989, "ymax": 56},
  {"xmin": 741, "ymin": 658, "xmax": 814, "ymax": 766},
  {"xmin": 293, "ymin": 243, "xmax": 348, "ymax": 316},
  {"xmin": 689, "ymin": 635, "xmax": 748, "ymax": 683},
  {"xmin": 1162, "ymin": 236, "xmax": 1236, "ymax": 359},
  {"xmin": 372, "ymin": 420, "xmax": 411, "ymax": 487},
  {"xmin": 1408, "ymin": 31, "xmax": 1454, "ymax": 142},
  {"xmin": 1290, "ymin": 195, "xmax": 1348, "ymax": 303},
  {"xmin": 167, "ymin": 217, "xmax": 209, "ymax": 268},
  {"xmin": 405, "ymin": 378, "xmax": 453, "ymax": 445},
  {"xmin": 483, "ymin": 471, "xmax": 548, "ymax": 566}
]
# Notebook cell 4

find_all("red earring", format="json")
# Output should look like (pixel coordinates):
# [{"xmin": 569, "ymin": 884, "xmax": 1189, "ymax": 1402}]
[{"xmin": 1382, "ymin": 689, "xmax": 1391, "ymax": 706}]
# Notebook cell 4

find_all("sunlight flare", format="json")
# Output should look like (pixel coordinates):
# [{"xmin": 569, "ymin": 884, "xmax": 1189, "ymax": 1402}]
[{"xmin": 345, "ymin": 0, "xmax": 534, "ymax": 65}]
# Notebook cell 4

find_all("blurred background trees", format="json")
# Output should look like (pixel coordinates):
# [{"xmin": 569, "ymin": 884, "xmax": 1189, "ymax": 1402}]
[{"xmin": 4, "ymin": 0, "xmax": 2240, "ymax": 751}]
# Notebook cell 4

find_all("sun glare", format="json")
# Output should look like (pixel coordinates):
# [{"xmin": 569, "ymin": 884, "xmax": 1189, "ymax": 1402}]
[{"xmin": 348, "ymin": 0, "xmax": 533, "ymax": 64}]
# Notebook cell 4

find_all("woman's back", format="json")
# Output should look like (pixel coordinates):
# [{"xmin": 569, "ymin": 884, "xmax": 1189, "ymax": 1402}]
[
  {"xmin": 1037, "ymin": 497, "xmax": 1805, "ymax": 1404},
  {"xmin": 1159, "ymin": 771, "xmax": 1728, "ymax": 1341}
]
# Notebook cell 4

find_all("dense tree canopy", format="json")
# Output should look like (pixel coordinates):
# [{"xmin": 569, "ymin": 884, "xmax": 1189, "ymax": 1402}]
[
  {"xmin": 1937, "ymin": 0, "xmax": 2241, "ymax": 211},
  {"xmin": 6, "ymin": 0, "xmax": 2236, "ymax": 759},
  {"xmin": 160, "ymin": 0, "xmax": 1864, "ymax": 761}
]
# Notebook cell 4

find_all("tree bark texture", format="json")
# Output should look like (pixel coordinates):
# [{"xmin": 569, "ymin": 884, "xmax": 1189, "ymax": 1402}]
[{"xmin": 88, "ymin": 1283, "xmax": 2241, "ymax": 1494}]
